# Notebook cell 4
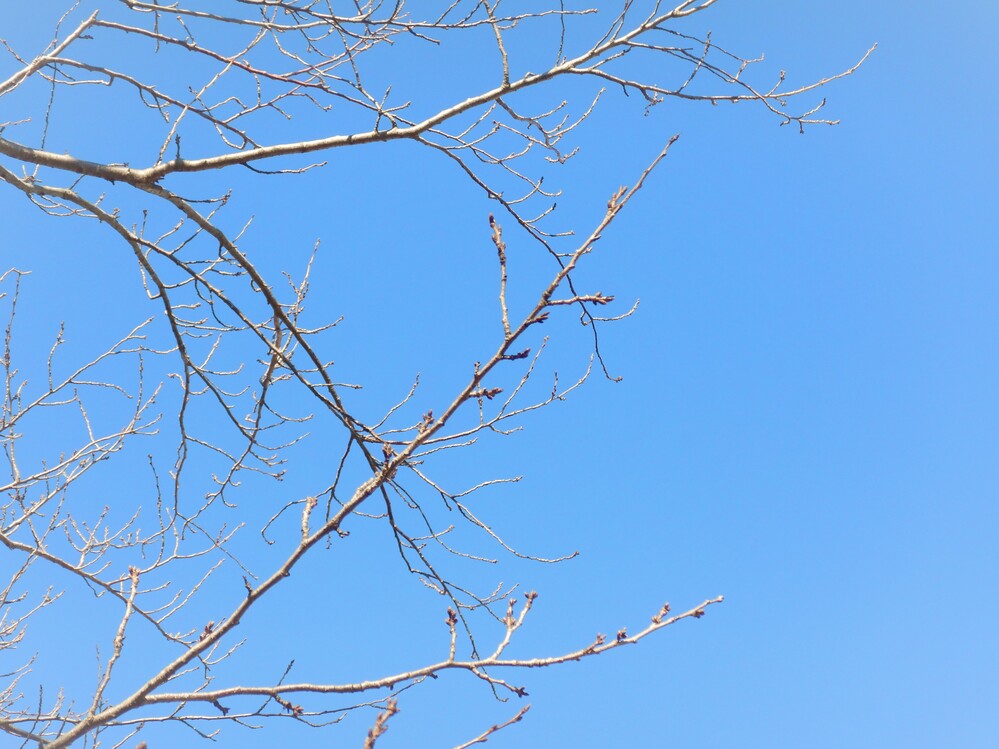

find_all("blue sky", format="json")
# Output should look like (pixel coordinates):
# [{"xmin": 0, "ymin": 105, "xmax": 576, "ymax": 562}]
[{"xmin": 2, "ymin": 2, "xmax": 997, "ymax": 747}]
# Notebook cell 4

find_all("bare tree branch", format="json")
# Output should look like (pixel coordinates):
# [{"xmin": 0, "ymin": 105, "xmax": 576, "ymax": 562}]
[{"xmin": 0, "ymin": 2, "xmax": 869, "ymax": 746}]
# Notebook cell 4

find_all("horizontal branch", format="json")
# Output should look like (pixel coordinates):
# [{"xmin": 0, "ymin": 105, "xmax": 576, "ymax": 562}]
[{"xmin": 139, "ymin": 596, "xmax": 723, "ymax": 706}]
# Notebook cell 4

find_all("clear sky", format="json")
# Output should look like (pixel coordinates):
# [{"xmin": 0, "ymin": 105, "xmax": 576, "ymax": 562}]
[{"xmin": 2, "ymin": 2, "xmax": 997, "ymax": 748}]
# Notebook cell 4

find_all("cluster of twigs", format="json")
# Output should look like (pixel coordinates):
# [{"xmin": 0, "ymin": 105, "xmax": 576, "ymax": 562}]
[{"xmin": 0, "ymin": 2, "xmax": 869, "ymax": 746}]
